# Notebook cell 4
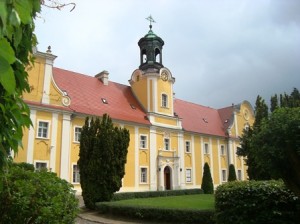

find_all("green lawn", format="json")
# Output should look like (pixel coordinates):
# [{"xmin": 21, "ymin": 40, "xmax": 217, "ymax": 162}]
[{"xmin": 109, "ymin": 194, "xmax": 215, "ymax": 210}]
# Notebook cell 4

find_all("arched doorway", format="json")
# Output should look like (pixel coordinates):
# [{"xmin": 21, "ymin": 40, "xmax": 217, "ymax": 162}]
[{"xmin": 164, "ymin": 166, "xmax": 172, "ymax": 190}]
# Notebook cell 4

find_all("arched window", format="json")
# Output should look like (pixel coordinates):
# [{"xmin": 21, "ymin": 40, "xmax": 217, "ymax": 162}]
[
  {"xmin": 141, "ymin": 49, "xmax": 147, "ymax": 64},
  {"xmin": 162, "ymin": 94, "xmax": 168, "ymax": 108},
  {"xmin": 155, "ymin": 48, "xmax": 161, "ymax": 63}
]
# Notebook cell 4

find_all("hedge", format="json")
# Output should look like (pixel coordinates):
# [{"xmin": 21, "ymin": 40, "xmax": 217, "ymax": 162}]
[
  {"xmin": 215, "ymin": 180, "xmax": 299, "ymax": 224},
  {"xmin": 111, "ymin": 188, "xmax": 203, "ymax": 201},
  {"xmin": 95, "ymin": 189, "xmax": 214, "ymax": 224},
  {"xmin": 96, "ymin": 203, "xmax": 215, "ymax": 224}
]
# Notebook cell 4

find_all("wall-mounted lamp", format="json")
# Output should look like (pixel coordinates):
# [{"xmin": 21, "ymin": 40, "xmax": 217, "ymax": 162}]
[
  {"xmin": 158, "ymin": 168, "xmax": 161, "ymax": 172},
  {"xmin": 180, "ymin": 168, "xmax": 182, "ymax": 172}
]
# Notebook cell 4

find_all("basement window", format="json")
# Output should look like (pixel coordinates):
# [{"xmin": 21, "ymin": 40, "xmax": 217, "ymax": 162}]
[{"xmin": 101, "ymin": 98, "xmax": 108, "ymax": 104}]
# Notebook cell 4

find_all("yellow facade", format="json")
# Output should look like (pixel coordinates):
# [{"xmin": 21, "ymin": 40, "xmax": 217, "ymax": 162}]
[{"xmin": 15, "ymin": 30, "xmax": 255, "ymax": 193}]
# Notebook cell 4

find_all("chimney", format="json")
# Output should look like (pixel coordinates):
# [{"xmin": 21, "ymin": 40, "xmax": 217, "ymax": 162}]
[{"xmin": 95, "ymin": 70, "xmax": 109, "ymax": 85}]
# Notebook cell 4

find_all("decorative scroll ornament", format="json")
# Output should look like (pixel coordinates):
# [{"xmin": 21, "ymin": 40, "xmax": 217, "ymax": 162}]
[{"xmin": 62, "ymin": 95, "xmax": 71, "ymax": 106}]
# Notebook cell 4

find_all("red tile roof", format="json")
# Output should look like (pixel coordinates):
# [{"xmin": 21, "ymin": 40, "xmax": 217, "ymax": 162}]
[
  {"xmin": 52, "ymin": 67, "xmax": 232, "ymax": 136},
  {"xmin": 52, "ymin": 67, "xmax": 150, "ymax": 125},
  {"xmin": 174, "ymin": 99, "xmax": 227, "ymax": 137},
  {"xmin": 218, "ymin": 106, "xmax": 234, "ymax": 130}
]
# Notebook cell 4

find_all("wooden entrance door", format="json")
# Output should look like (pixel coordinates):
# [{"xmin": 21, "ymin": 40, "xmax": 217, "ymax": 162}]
[{"xmin": 164, "ymin": 166, "xmax": 171, "ymax": 190}]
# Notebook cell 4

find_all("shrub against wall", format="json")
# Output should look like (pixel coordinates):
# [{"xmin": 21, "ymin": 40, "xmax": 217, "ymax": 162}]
[
  {"xmin": 0, "ymin": 165, "xmax": 78, "ymax": 223},
  {"xmin": 78, "ymin": 114, "xmax": 130, "ymax": 209},
  {"xmin": 215, "ymin": 180, "xmax": 299, "ymax": 224}
]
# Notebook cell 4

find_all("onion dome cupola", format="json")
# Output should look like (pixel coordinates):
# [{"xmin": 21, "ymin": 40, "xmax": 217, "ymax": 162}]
[{"xmin": 138, "ymin": 16, "xmax": 164, "ymax": 71}]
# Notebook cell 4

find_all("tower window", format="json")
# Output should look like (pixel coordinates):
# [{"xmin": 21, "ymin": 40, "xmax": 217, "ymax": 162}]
[
  {"xmin": 185, "ymin": 141, "xmax": 191, "ymax": 153},
  {"xmin": 204, "ymin": 143, "xmax": 209, "ymax": 154},
  {"xmin": 220, "ymin": 145, "xmax": 225, "ymax": 155},
  {"xmin": 162, "ymin": 94, "xmax": 168, "ymax": 108},
  {"xmin": 164, "ymin": 138, "xmax": 170, "ymax": 150}
]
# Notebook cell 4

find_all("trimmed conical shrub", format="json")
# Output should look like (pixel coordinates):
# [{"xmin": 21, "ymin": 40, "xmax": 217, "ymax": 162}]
[
  {"xmin": 228, "ymin": 164, "xmax": 237, "ymax": 182},
  {"xmin": 201, "ymin": 162, "xmax": 214, "ymax": 194}
]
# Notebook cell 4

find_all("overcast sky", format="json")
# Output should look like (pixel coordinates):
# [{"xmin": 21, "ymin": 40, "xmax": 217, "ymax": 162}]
[{"xmin": 35, "ymin": 0, "xmax": 300, "ymax": 109}]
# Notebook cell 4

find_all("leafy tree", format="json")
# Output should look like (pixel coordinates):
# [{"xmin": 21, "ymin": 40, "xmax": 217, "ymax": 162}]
[
  {"xmin": 201, "ymin": 162, "xmax": 214, "ymax": 194},
  {"xmin": 78, "ymin": 114, "xmax": 130, "ymax": 209},
  {"xmin": 227, "ymin": 164, "xmax": 237, "ymax": 182},
  {"xmin": 238, "ymin": 88, "xmax": 300, "ymax": 196},
  {"xmin": 0, "ymin": 0, "xmax": 42, "ymax": 169},
  {"xmin": 251, "ymin": 107, "xmax": 300, "ymax": 196},
  {"xmin": 0, "ymin": 163, "xmax": 78, "ymax": 223}
]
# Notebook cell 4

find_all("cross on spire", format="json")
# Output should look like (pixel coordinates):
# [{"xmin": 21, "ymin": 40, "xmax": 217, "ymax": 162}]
[{"xmin": 146, "ymin": 15, "xmax": 156, "ymax": 29}]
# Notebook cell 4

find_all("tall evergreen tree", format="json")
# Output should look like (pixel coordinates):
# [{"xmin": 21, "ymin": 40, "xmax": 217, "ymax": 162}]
[
  {"xmin": 78, "ymin": 114, "xmax": 130, "ymax": 209},
  {"xmin": 227, "ymin": 164, "xmax": 237, "ymax": 182},
  {"xmin": 289, "ymin": 88, "xmax": 300, "ymax": 108},
  {"xmin": 270, "ymin": 94, "xmax": 278, "ymax": 112},
  {"xmin": 201, "ymin": 163, "xmax": 214, "ymax": 194},
  {"xmin": 253, "ymin": 95, "xmax": 268, "ymax": 129},
  {"xmin": 237, "ymin": 95, "xmax": 271, "ymax": 180}
]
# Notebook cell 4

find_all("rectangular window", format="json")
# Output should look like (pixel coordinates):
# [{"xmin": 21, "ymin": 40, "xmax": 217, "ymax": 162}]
[
  {"xmin": 222, "ymin": 169, "xmax": 227, "ymax": 182},
  {"xmin": 73, "ymin": 164, "xmax": 80, "ymax": 183},
  {"xmin": 204, "ymin": 143, "xmax": 209, "ymax": 154},
  {"xmin": 185, "ymin": 141, "xmax": 191, "ymax": 153},
  {"xmin": 220, "ymin": 145, "xmax": 225, "ymax": 155},
  {"xmin": 74, "ymin": 127, "xmax": 82, "ymax": 142},
  {"xmin": 186, "ymin": 169, "xmax": 192, "ymax": 183},
  {"xmin": 140, "ymin": 167, "xmax": 147, "ymax": 183},
  {"xmin": 237, "ymin": 170, "xmax": 242, "ymax": 180},
  {"xmin": 140, "ymin": 135, "xmax": 147, "ymax": 149},
  {"xmin": 164, "ymin": 138, "xmax": 170, "ymax": 150},
  {"xmin": 162, "ymin": 94, "xmax": 168, "ymax": 107},
  {"xmin": 37, "ymin": 121, "xmax": 49, "ymax": 138},
  {"xmin": 35, "ymin": 162, "xmax": 47, "ymax": 171}
]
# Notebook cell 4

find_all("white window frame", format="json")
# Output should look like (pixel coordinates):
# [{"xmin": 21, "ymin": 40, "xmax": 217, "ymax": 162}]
[
  {"xmin": 221, "ymin": 169, "xmax": 227, "ymax": 182},
  {"xmin": 204, "ymin": 143, "xmax": 209, "ymax": 154},
  {"xmin": 72, "ymin": 164, "xmax": 80, "ymax": 184},
  {"xmin": 237, "ymin": 169, "xmax": 242, "ymax": 180},
  {"xmin": 185, "ymin": 141, "xmax": 191, "ymax": 153},
  {"xmin": 186, "ymin": 168, "xmax": 192, "ymax": 183},
  {"xmin": 220, "ymin": 145, "xmax": 225, "ymax": 156},
  {"xmin": 37, "ymin": 120, "xmax": 50, "ymax": 139},
  {"xmin": 139, "ymin": 135, "xmax": 148, "ymax": 149},
  {"xmin": 34, "ymin": 160, "xmax": 48, "ymax": 171},
  {"xmin": 161, "ymin": 93, "xmax": 168, "ymax": 108},
  {"xmin": 164, "ymin": 138, "xmax": 170, "ymax": 151},
  {"xmin": 140, "ymin": 167, "xmax": 148, "ymax": 184},
  {"xmin": 74, "ymin": 126, "xmax": 82, "ymax": 143}
]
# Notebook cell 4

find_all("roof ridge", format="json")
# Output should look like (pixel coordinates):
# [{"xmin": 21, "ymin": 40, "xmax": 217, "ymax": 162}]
[
  {"xmin": 53, "ymin": 67, "xmax": 130, "ymax": 88},
  {"xmin": 175, "ymin": 98, "xmax": 216, "ymax": 110}
]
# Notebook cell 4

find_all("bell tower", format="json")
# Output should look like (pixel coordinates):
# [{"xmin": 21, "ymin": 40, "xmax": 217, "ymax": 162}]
[
  {"xmin": 130, "ymin": 16, "xmax": 178, "ymax": 121},
  {"xmin": 138, "ymin": 16, "xmax": 164, "ymax": 71}
]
